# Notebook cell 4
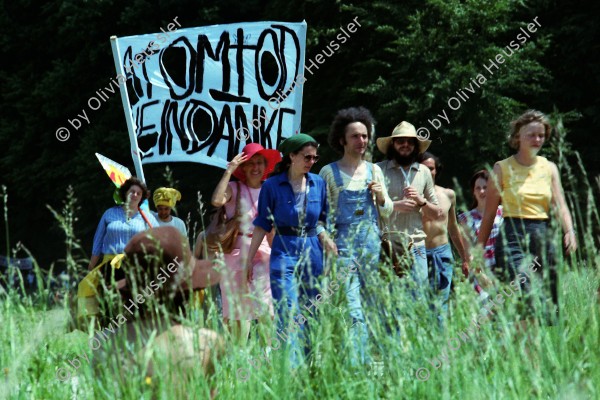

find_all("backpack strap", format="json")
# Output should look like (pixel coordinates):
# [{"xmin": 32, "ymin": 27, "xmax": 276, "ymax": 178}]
[{"xmin": 233, "ymin": 181, "xmax": 241, "ymax": 218}]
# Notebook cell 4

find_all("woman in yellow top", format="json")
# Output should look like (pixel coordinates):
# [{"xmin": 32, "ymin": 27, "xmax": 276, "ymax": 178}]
[{"xmin": 477, "ymin": 110, "xmax": 577, "ymax": 320}]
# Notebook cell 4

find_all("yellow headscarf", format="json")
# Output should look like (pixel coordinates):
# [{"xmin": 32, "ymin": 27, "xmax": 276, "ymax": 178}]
[{"xmin": 153, "ymin": 188, "xmax": 182, "ymax": 208}]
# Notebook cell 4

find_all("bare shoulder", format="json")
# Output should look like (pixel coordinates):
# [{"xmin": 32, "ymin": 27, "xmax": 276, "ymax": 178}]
[
  {"xmin": 434, "ymin": 185, "xmax": 453, "ymax": 198},
  {"xmin": 547, "ymin": 160, "xmax": 561, "ymax": 182},
  {"xmin": 444, "ymin": 187, "xmax": 456, "ymax": 202},
  {"xmin": 433, "ymin": 186, "xmax": 452, "ymax": 212}
]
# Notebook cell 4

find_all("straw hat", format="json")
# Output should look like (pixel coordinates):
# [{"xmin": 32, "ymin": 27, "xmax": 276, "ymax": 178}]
[{"xmin": 376, "ymin": 121, "xmax": 431, "ymax": 154}]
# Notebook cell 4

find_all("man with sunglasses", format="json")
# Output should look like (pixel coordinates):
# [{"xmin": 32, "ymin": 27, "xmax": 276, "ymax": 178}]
[
  {"xmin": 319, "ymin": 107, "xmax": 393, "ymax": 367},
  {"xmin": 376, "ymin": 122, "xmax": 441, "ymax": 294}
]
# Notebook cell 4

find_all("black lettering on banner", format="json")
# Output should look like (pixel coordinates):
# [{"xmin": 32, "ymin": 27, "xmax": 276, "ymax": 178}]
[
  {"xmin": 160, "ymin": 37, "xmax": 197, "ymax": 100},
  {"xmin": 135, "ymin": 100, "xmax": 160, "ymax": 157},
  {"xmin": 196, "ymin": 32, "xmax": 231, "ymax": 95},
  {"xmin": 122, "ymin": 47, "xmax": 145, "ymax": 106},
  {"xmin": 120, "ymin": 24, "xmax": 302, "ymax": 164},
  {"xmin": 255, "ymin": 29, "xmax": 284, "ymax": 100}
]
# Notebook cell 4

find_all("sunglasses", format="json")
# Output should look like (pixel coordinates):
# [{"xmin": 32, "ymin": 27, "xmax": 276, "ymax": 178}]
[
  {"xmin": 393, "ymin": 138, "xmax": 415, "ymax": 145},
  {"xmin": 302, "ymin": 154, "xmax": 320, "ymax": 163}
]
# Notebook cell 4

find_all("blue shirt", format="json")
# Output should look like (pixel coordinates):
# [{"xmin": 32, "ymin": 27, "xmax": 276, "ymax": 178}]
[
  {"xmin": 253, "ymin": 172, "xmax": 328, "ymax": 274},
  {"xmin": 92, "ymin": 206, "xmax": 158, "ymax": 256}
]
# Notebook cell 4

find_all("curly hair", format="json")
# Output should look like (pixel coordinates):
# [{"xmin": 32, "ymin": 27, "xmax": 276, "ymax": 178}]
[
  {"xmin": 508, "ymin": 109, "xmax": 552, "ymax": 150},
  {"xmin": 328, "ymin": 107, "xmax": 375, "ymax": 154},
  {"xmin": 118, "ymin": 177, "xmax": 150, "ymax": 205}
]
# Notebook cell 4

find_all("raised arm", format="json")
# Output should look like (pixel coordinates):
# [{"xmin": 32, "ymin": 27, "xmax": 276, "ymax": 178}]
[
  {"xmin": 371, "ymin": 164, "xmax": 394, "ymax": 218},
  {"xmin": 211, "ymin": 153, "xmax": 247, "ymax": 207}
]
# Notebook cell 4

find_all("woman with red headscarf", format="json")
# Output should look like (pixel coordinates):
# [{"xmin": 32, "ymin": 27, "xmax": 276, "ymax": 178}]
[{"xmin": 210, "ymin": 143, "xmax": 281, "ymax": 342}]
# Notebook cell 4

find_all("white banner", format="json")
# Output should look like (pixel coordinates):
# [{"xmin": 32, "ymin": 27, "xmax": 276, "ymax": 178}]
[{"xmin": 111, "ymin": 21, "xmax": 306, "ymax": 173}]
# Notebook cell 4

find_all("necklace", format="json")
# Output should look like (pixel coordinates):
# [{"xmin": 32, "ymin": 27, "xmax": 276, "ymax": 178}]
[
  {"xmin": 244, "ymin": 183, "xmax": 259, "ymax": 217},
  {"xmin": 291, "ymin": 180, "xmax": 304, "ymax": 193},
  {"xmin": 123, "ymin": 206, "xmax": 136, "ymax": 222},
  {"xmin": 288, "ymin": 173, "xmax": 305, "ymax": 192}
]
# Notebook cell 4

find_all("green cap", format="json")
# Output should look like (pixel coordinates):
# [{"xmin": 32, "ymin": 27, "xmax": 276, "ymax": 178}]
[{"xmin": 278, "ymin": 133, "xmax": 318, "ymax": 156}]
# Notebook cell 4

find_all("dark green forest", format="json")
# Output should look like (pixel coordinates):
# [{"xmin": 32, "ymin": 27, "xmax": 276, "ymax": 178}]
[{"xmin": 1, "ymin": 0, "xmax": 598, "ymax": 269}]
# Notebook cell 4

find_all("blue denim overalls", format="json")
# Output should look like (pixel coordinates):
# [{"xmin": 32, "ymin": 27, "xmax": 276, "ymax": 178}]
[{"xmin": 331, "ymin": 162, "xmax": 381, "ymax": 365}]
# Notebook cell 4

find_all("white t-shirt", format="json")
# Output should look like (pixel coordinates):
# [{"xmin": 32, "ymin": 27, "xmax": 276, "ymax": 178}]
[{"xmin": 151, "ymin": 212, "xmax": 188, "ymax": 237}]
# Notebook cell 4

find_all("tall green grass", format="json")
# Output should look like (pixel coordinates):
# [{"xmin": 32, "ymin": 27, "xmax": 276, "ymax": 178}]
[{"xmin": 1, "ymin": 146, "xmax": 599, "ymax": 399}]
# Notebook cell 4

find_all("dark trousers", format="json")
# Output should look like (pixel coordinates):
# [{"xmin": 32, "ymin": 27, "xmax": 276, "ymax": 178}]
[{"xmin": 495, "ymin": 217, "xmax": 558, "ymax": 320}]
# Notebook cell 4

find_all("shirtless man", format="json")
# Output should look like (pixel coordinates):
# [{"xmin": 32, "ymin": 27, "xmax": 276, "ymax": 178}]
[{"xmin": 420, "ymin": 152, "xmax": 469, "ymax": 325}]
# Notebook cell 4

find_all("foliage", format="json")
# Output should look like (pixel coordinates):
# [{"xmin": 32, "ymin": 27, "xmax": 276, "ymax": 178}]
[{"xmin": 0, "ymin": 0, "xmax": 598, "ymax": 271}]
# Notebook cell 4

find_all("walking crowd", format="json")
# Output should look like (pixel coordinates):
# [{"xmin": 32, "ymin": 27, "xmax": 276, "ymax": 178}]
[{"xmin": 74, "ymin": 108, "xmax": 577, "ymax": 385}]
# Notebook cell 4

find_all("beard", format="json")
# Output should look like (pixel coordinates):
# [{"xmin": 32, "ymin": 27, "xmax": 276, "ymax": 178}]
[{"xmin": 393, "ymin": 150, "xmax": 419, "ymax": 166}]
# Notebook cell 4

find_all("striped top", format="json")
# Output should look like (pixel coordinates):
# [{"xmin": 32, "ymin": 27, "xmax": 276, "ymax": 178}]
[
  {"xmin": 319, "ymin": 161, "xmax": 393, "ymax": 220},
  {"xmin": 92, "ymin": 206, "xmax": 158, "ymax": 256},
  {"xmin": 458, "ymin": 206, "xmax": 503, "ymax": 267}
]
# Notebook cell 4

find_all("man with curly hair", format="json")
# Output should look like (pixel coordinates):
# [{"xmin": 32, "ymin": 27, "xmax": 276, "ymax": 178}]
[{"xmin": 319, "ymin": 106, "xmax": 393, "ymax": 366}]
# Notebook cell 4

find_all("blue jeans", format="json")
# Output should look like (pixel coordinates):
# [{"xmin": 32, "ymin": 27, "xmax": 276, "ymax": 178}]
[
  {"xmin": 270, "ymin": 261, "xmax": 321, "ymax": 367},
  {"xmin": 426, "ymin": 243, "xmax": 454, "ymax": 327},
  {"xmin": 377, "ymin": 241, "xmax": 427, "ymax": 358},
  {"xmin": 410, "ymin": 242, "xmax": 428, "ymax": 297}
]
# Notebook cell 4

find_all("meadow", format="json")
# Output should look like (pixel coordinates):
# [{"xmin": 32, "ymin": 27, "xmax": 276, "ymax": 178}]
[{"xmin": 1, "ymin": 166, "xmax": 599, "ymax": 400}]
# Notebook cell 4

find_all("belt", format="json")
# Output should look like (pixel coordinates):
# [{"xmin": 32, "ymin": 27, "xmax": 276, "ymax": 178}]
[
  {"xmin": 504, "ymin": 217, "xmax": 549, "ymax": 223},
  {"xmin": 276, "ymin": 226, "xmax": 318, "ymax": 237},
  {"xmin": 237, "ymin": 232, "xmax": 253, "ymax": 238}
]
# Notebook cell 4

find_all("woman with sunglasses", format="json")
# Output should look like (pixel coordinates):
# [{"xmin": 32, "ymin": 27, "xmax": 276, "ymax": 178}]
[{"xmin": 245, "ymin": 133, "xmax": 337, "ymax": 365}]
